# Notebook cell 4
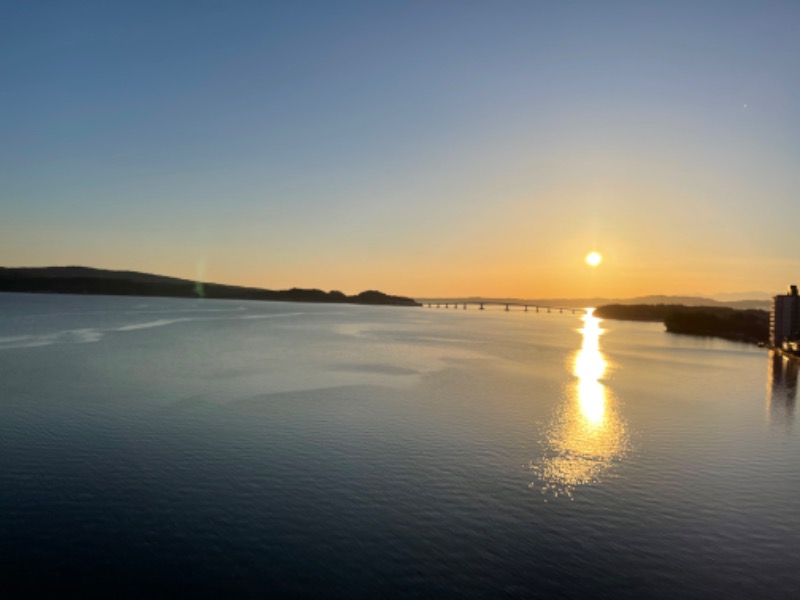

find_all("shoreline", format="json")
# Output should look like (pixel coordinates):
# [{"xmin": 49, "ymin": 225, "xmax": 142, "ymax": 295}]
[{"xmin": 594, "ymin": 303, "xmax": 769, "ymax": 346}]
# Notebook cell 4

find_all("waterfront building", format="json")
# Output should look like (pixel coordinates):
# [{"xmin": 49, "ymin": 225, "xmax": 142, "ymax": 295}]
[{"xmin": 770, "ymin": 285, "xmax": 800, "ymax": 346}]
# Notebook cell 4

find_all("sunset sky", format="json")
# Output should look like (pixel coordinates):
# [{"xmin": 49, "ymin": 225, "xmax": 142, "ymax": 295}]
[{"xmin": 3, "ymin": 1, "xmax": 800, "ymax": 299}]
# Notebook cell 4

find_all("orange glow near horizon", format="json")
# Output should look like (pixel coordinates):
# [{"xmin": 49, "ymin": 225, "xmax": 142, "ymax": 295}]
[
  {"xmin": 10, "ymin": 253, "xmax": 782, "ymax": 301},
  {"xmin": 7, "ymin": 217, "xmax": 789, "ymax": 300}
]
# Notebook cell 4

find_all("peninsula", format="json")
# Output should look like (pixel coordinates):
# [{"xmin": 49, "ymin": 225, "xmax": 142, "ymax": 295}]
[
  {"xmin": 594, "ymin": 304, "xmax": 769, "ymax": 345},
  {"xmin": 0, "ymin": 267, "xmax": 420, "ymax": 307}
]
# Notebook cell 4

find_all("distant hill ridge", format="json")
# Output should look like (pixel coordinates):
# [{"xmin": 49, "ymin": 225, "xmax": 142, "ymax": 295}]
[
  {"xmin": 1, "ymin": 266, "xmax": 194, "ymax": 284},
  {"xmin": 0, "ymin": 266, "xmax": 420, "ymax": 307}
]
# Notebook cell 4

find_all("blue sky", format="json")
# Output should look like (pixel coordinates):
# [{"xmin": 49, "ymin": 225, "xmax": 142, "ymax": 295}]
[{"xmin": 3, "ymin": 1, "xmax": 799, "ymax": 297}]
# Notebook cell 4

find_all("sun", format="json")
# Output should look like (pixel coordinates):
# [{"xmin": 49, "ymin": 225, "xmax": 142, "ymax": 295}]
[{"xmin": 585, "ymin": 251, "xmax": 602, "ymax": 267}]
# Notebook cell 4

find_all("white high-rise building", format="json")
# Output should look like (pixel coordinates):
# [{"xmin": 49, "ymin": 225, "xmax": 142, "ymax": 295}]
[{"xmin": 770, "ymin": 285, "xmax": 800, "ymax": 346}]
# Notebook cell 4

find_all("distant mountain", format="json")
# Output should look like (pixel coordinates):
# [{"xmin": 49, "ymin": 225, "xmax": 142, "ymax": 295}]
[
  {"xmin": 1, "ymin": 266, "xmax": 193, "ymax": 285},
  {"xmin": 711, "ymin": 290, "xmax": 773, "ymax": 302},
  {"xmin": 622, "ymin": 295, "xmax": 769, "ymax": 310},
  {"xmin": 0, "ymin": 266, "xmax": 420, "ymax": 307}
]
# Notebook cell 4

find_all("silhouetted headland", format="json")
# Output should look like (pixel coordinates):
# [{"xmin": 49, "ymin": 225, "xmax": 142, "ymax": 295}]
[
  {"xmin": 0, "ymin": 267, "xmax": 420, "ymax": 307},
  {"xmin": 594, "ymin": 304, "xmax": 769, "ymax": 345}
]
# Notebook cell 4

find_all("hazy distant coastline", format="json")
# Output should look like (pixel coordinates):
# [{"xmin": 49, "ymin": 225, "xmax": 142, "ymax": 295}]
[{"xmin": 0, "ymin": 267, "xmax": 420, "ymax": 307}]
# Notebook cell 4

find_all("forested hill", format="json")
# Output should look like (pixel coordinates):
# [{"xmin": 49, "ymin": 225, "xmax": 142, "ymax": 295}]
[{"xmin": 0, "ymin": 267, "xmax": 420, "ymax": 307}]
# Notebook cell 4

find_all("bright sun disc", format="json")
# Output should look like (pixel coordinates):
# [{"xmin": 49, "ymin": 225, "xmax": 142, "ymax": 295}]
[{"xmin": 586, "ymin": 252, "xmax": 602, "ymax": 267}]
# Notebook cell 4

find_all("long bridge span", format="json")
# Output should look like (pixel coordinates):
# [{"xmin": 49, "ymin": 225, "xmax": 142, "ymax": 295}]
[{"xmin": 423, "ymin": 301, "xmax": 583, "ymax": 314}]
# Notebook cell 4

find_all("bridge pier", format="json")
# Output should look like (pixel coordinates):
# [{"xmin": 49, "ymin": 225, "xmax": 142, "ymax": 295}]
[
  {"xmin": 505, "ymin": 304, "xmax": 509, "ymax": 311},
  {"xmin": 524, "ymin": 305, "xmax": 528, "ymax": 312},
  {"xmin": 479, "ymin": 303, "xmax": 484, "ymax": 310},
  {"xmin": 463, "ymin": 303, "xmax": 466, "ymax": 309}
]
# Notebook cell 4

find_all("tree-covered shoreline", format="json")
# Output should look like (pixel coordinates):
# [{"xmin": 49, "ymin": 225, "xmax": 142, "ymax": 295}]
[{"xmin": 594, "ymin": 304, "xmax": 769, "ymax": 345}]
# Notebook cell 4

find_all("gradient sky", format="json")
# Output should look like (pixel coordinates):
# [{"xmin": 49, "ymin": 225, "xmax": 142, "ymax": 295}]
[{"xmin": 3, "ymin": 1, "xmax": 799, "ymax": 298}]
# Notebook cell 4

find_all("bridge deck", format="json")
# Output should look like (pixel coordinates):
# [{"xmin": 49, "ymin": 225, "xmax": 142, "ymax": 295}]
[{"xmin": 423, "ymin": 302, "xmax": 582, "ymax": 314}]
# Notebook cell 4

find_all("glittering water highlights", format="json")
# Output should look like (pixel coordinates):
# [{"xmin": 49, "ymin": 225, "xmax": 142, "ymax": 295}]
[
  {"xmin": 532, "ymin": 309, "xmax": 629, "ymax": 498},
  {"xmin": 1, "ymin": 293, "xmax": 798, "ymax": 597}
]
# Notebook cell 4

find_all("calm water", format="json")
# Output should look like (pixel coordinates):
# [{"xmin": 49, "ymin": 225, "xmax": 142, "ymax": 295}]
[{"xmin": 1, "ymin": 292, "xmax": 798, "ymax": 598}]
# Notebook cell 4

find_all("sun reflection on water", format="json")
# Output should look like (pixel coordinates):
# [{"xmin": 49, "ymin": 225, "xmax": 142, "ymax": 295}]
[
  {"xmin": 574, "ymin": 312, "xmax": 607, "ymax": 427},
  {"xmin": 530, "ymin": 309, "xmax": 629, "ymax": 499}
]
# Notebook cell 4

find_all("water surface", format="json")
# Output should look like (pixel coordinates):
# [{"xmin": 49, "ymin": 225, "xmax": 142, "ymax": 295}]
[{"xmin": 1, "ymin": 293, "xmax": 797, "ymax": 597}]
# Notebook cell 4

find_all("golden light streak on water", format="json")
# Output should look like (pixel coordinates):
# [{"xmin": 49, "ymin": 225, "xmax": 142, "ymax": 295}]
[
  {"xmin": 574, "ymin": 310, "xmax": 607, "ymax": 427},
  {"xmin": 531, "ymin": 309, "xmax": 629, "ymax": 498}
]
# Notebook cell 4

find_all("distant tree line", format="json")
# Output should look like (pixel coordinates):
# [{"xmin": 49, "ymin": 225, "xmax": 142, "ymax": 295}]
[{"xmin": 594, "ymin": 304, "xmax": 769, "ymax": 344}]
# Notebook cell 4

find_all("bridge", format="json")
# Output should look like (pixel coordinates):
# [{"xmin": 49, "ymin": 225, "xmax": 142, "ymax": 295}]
[{"xmin": 423, "ymin": 301, "xmax": 582, "ymax": 314}]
